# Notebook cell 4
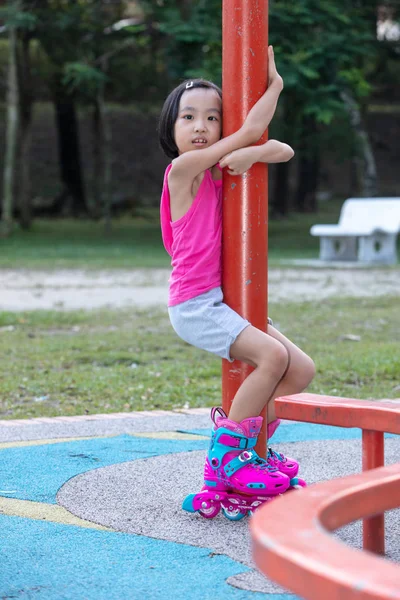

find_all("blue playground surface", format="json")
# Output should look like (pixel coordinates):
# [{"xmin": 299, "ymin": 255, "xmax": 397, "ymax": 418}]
[{"xmin": 0, "ymin": 411, "xmax": 398, "ymax": 599}]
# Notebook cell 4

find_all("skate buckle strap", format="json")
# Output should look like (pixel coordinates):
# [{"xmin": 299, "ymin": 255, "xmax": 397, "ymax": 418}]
[
  {"xmin": 224, "ymin": 450, "xmax": 256, "ymax": 476},
  {"xmin": 217, "ymin": 431, "xmax": 256, "ymax": 450}
]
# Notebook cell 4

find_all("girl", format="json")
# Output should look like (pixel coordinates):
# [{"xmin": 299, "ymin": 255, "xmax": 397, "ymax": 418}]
[{"xmin": 159, "ymin": 47, "xmax": 315, "ymax": 518}]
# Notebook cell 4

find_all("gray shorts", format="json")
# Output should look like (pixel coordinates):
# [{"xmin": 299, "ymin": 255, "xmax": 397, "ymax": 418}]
[{"xmin": 168, "ymin": 287, "xmax": 250, "ymax": 362}]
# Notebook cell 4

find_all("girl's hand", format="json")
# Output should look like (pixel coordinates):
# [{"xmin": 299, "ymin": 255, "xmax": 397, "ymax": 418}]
[
  {"xmin": 219, "ymin": 148, "xmax": 256, "ymax": 175},
  {"xmin": 268, "ymin": 46, "xmax": 283, "ymax": 90}
]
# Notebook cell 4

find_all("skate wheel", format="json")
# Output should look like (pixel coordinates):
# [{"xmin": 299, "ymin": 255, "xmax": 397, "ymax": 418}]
[
  {"xmin": 222, "ymin": 507, "xmax": 246, "ymax": 521},
  {"xmin": 198, "ymin": 504, "xmax": 220, "ymax": 519},
  {"xmin": 289, "ymin": 477, "xmax": 307, "ymax": 490},
  {"xmin": 221, "ymin": 502, "xmax": 246, "ymax": 521}
]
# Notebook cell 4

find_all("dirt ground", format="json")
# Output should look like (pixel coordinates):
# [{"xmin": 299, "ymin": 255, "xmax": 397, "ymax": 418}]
[{"xmin": 1, "ymin": 266, "xmax": 399, "ymax": 311}]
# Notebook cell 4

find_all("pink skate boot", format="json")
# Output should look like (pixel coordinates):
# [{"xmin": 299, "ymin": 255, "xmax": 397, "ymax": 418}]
[
  {"xmin": 267, "ymin": 419, "xmax": 306, "ymax": 488},
  {"xmin": 182, "ymin": 408, "xmax": 290, "ymax": 520}
]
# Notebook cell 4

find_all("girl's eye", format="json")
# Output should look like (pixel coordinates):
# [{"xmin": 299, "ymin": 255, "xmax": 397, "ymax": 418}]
[
  {"xmin": 208, "ymin": 116, "xmax": 218, "ymax": 121},
  {"xmin": 183, "ymin": 115, "xmax": 193, "ymax": 120}
]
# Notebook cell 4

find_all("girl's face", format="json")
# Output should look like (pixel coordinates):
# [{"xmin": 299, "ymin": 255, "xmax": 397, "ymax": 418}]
[{"xmin": 174, "ymin": 88, "xmax": 222, "ymax": 155}]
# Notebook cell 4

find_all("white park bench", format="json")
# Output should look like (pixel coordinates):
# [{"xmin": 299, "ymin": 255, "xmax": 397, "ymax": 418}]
[{"xmin": 310, "ymin": 198, "xmax": 400, "ymax": 264}]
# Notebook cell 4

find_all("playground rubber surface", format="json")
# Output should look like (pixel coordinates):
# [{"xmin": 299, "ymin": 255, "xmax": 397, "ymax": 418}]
[{"xmin": 1, "ymin": 408, "xmax": 399, "ymax": 600}]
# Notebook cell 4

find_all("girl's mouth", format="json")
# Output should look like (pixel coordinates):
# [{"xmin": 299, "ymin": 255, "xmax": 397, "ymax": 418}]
[{"xmin": 192, "ymin": 138, "xmax": 208, "ymax": 146}]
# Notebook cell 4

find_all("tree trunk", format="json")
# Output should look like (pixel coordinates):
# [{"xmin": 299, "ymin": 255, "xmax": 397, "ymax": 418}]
[
  {"xmin": 295, "ymin": 152, "xmax": 320, "ymax": 213},
  {"xmin": 98, "ymin": 58, "xmax": 112, "ymax": 234},
  {"xmin": 272, "ymin": 162, "xmax": 290, "ymax": 217},
  {"xmin": 1, "ymin": 12, "xmax": 20, "ymax": 236},
  {"xmin": 53, "ymin": 81, "xmax": 87, "ymax": 215},
  {"xmin": 91, "ymin": 100, "xmax": 102, "ymax": 219},
  {"xmin": 177, "ymin": 0, "xmax": 192, "ymax": 21},
  {"xmin": 340, "ymin": 90, "xmax": 377, "ymax": 197},
  {"xmin": 295, "ymin": 118, "xmax": 320, "ymax": 213},
  {"xmin": 17, "ymin": 33, "xmax": 34, "ymax": 229}
]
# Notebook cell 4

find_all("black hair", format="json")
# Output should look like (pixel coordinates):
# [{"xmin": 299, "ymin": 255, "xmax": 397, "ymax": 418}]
[{"xmin": 158, "ymin": 79, "xmax": 222, "ymax": 159}]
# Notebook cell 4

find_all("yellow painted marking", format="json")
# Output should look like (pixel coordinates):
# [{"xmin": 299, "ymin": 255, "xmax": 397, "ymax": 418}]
[
  {"xmin": 0, "ymin": 430, "xmax": 204, "ymax": 530},
  {"xmin": 130, "ymin": 431, "xmax": 208, "ymax": 440},
  {"xmin": 0, "ymin": 435, "xmax": 115, "ymax": 450},
  {"xmin": 0, "ymin": 497, "xmax": 114, "ymax": 531},
  {"xmin": 0, "ymin": 431, "xmax": 208, "ymax": 531},
  {"xmin": 0, "ymin": 431, "xmax": 207, "ymax": 450}
]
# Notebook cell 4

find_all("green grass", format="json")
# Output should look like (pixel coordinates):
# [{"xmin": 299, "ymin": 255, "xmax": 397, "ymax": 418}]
[
  {"xmin": 1, "ymin": 200, "xmax": 399, "ymax": 268},
  {"xmin": 0, "ymin": 296, "xmax": 398, "ymax": 420},
  {"xmin": 0, "ymin": 216, "xmax": 170, "ymax": 269},
  {"xmin": 0, "ymin": 200, "xmax": 359, "ymax": 269}
]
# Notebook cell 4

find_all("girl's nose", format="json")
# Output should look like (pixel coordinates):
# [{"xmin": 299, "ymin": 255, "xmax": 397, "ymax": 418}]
[{"xmin": 194, "ymin": 121, "xmax": 207, "ymax": 132}]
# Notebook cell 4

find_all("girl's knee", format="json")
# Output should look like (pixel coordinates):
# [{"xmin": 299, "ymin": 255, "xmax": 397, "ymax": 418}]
[
  {"xmin": 299, "ymin": 355, "xmax": 316, "ymax": 389},
  {"xmin": 259, "ymin": 338, "xmax": 289, "ymax": 380}
]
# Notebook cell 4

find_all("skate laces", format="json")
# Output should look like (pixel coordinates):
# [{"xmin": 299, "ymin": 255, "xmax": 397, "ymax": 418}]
[
  {"xmin": 268, "ymin": 447, "xmax": 286, "ymax": 463},
  {"xmin": 254, "ymin": 454, "xmax": 278, "ymax": 472}
]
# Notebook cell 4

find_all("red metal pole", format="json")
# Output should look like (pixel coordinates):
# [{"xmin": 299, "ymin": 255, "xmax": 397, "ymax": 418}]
[
  {"xmin": 222, "ymin": 1, "xmax": 269, "ymax": 458},
  {"xmin": 362, "ymin": 429, "xmax": 385, "ymax": 554}
]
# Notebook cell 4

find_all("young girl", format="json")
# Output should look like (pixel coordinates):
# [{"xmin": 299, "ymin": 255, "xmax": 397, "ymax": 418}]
[{"xmin": 159, "ymin": 47, "xmax": 315, "ymax": 519}]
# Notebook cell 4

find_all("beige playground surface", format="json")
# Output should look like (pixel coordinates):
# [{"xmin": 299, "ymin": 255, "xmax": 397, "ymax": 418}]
[{"xmin": 0, "ymin": 266, "xmax": 399, "ymax": 311}]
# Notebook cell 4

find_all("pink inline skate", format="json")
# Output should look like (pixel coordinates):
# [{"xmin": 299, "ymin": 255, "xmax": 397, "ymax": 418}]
[
  {"xmin": 267, "ymin": 418, "xmax": 306, "ymax": 489},
  {"xmin": 182, "ymin": 407, "xmax": 290, "ymax": 520}
]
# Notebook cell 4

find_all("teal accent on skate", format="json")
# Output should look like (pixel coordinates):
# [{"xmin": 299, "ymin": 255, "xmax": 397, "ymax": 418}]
[
  {"xmin": 269, "ymin": 448, "xmax": 285, "ymax": 461},
  {"xmin": 224, "ymin": 451, "xmax": 256, "ymax": 476},
  {"xmin": 221, "ymin": 507, "xmax": 246, "ymax": 521},
  {"xmin": 204, "ymin": 479, "xmax": 217, "ymax": 487},
  {"xmin": 182, "ymin": 494, "xmax": 196, "ymax": 512},
  {"xmin": 208, "ymin": 427, "xmax": 259, "ymax": 480}
]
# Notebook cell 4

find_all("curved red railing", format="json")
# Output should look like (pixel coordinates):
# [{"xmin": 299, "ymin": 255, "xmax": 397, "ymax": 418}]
[
  {"xmin": 276, "ymin": 393, "xmax": 400, "ymax": 554},
  {"xmin": 251, "ymin": 464, "xmax": 400, "ymax": 600},
  {"xmin": 251, "ymin": 393, "xmax": 400, "ymax": 600}
]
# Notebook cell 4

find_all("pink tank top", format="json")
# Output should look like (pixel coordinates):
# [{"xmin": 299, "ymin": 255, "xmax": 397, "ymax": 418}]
[{"xmin": 160, "ymin": 163, "xmax": 223, "ymax": 306}]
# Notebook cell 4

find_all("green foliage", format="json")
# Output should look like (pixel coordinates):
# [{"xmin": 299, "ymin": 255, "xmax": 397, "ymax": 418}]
[
  {"xmin": 0, "ymin": 0, "xmax": 384, "ymax": 114},
  {"xmin": 62, "ymin": 62, "xmax": 108, "ymax": 96},
  {"xmin": 141, "ymin": 0, "xmax": 222, "ymax": 82},
  {"xmin": 338, "ymin": 68, "xmax": 372, "ymax": 98},
  {"xmin": 16, "ymin": 0, "xmax": 143, "ymax": 105},
  {"xmin": 0, "ymin": 5, "xmax": 38, "ymax": 30},
  {"xmin": 270, "ymin": 0, "xmax": 377, "ymax": 129}
]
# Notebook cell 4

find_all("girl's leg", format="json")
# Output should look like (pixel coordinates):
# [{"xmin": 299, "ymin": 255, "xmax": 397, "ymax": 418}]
[
  {"xmin": 228, "ymin": 324, "xmax": 315, "ymax": 424},
  {"xmin": 228, "ymin": 325, "xmax": 290, "ymax": 423},
  {"xmin": 265, "ymin": 324, "xmax": 315, "ymax": 422}
]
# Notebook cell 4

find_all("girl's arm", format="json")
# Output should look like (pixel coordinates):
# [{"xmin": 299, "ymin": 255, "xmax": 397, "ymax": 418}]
[
  {"xmin": 170, "ymin": 46, "xmax": 283, "ymax": 182},
  {"xmin": 219, "ymin": 140, "xmax": 294, "ymax": 175}
]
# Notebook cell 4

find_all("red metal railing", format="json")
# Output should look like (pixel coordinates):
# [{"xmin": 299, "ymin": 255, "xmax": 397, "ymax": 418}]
[
  {"xmin": 275, "ymin": 393, "xmax": 400, "ymax": 553},
  {"xmin": 251, "ymin": 393, "xmax": 400, "ymax": 600},
  {"xmin": 221, "ymin": 0, "xmax": 269, "ymax": 458},
  {"xmin": 251, "ymin": 463, "xmax": 400, "ymax": 600}
]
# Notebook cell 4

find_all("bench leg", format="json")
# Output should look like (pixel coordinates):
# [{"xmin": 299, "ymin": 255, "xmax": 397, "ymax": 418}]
[
  {"xmin": 320, "ymin": 236, "xmax": 357, "ymax": 261},
  {"xmin": 362, "ymin": 430, "xmax": 385, "ymax": 555},
  {"xmin": 358, "ymin": 233, "xmax": 397, "ymax": 264}
]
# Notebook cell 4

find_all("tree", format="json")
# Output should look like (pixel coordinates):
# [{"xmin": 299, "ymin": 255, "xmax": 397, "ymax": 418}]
[
  {"xmin": 144, "ymin": 0, "xmax": 379, "ymax": 214},
  {"xmin": 1, "ymin": 1, "xmax": 20, "ymax": 236},
  {"xmin": 16, "ymin": 15, "xmax": 35, "ymax": 229},
  {"xmin": 269, "ymin": 0, "xmax": 379, "ymax": 213},
  {"xmin": 139, "ymin": 0, "xmax": 222, "ymax": 83},
  {"xmin": 1, "ymin": 0, "xmax": 36, "ymax": 234}
]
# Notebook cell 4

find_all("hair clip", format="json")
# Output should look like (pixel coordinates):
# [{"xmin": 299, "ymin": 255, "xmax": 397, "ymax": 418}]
[{"xmin": 185, "ymin": 81, "xmax": 194, "ymax": 89}]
